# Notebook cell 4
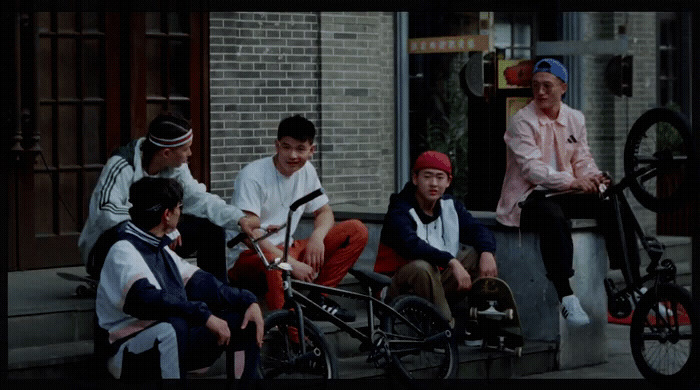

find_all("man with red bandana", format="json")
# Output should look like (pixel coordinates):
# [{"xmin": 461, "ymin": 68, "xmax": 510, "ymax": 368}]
[{"xmin": 374, "ymin": 151, "xmax": 497, "ymax": 328}]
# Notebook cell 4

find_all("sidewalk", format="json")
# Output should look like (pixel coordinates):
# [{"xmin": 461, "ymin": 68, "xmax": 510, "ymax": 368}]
[{"xmin": 521, "ymin": 322, "xmax": 642, "ymax": 379}]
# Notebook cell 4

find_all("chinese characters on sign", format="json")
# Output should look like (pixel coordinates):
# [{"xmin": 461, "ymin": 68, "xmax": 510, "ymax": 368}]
[{"xmin": 408, "ymin": 35, "xmax": 489, "ymax": 54}]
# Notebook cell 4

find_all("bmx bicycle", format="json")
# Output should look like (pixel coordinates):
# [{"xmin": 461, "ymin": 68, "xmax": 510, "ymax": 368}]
[
  {"xmin": 227, "ymin": 189, "xmax": 458, "ymax": 380},
  {"xmin": 545, "ymin": 107, "xmax": 697, "ymax": 383}
]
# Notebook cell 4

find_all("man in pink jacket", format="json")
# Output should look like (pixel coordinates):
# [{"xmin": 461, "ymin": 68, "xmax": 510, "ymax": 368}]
[{"xmin": 496, "ymin": 58, "xmax": 613, "ymax": 326}]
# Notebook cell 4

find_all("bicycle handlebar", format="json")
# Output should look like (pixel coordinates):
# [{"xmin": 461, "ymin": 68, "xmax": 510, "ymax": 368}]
[
  {"xmin": 225, "ymin": 188, "xmax": 325, "ymax": 248},
  {"xmin": 290, "ymin": 188, "xmax": 325, "ymax": 211},
  {"xmin": 227, "ymin": 232, "xmax": 247, "ymax": 248}
]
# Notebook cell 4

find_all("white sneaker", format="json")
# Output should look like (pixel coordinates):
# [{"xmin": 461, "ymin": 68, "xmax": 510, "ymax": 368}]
[{"xmin": 561, "ymin": 295, "xmax": 591, "ymax": 327}]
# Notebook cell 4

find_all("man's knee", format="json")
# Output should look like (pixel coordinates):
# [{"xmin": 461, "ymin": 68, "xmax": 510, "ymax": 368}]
[
  {"xmin": 338, "ymin": 219, "xmax": 369, "ymax": 245},
  {"xmin": 394, "ymin": 260, "xmax": 436, "ymax": 289},
  {"xmin": 218, "ymin": 310, "xmax": 259, "ymax": 352},
  {"xmin": 523, "ymin": 198, "xmax": 567, "ymax": 225},
  {"xmin": 110, "ymin": 322, "xmax": 181, "ymax": 379}
]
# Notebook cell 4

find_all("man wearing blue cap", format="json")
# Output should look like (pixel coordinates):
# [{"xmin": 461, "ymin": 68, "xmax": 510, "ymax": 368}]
[{"xmin": 496, "ymin": 58, "xmax": 616, "ymax": 327}]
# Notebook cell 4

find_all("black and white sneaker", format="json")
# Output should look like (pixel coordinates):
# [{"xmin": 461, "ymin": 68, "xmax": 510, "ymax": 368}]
[
  {"xmin": 561, "ymin": 295, "xmax": 590, "ymax": 327},
  {"xmin": 463, "ymin": 320, "xmax": 483, "ymax": 347},
  {"xmin": 307, "ymin": 293, "xmax": 356, "ymax": 322}
]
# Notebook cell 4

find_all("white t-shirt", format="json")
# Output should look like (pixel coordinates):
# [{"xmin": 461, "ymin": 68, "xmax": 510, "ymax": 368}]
[{"xmin": 226, "ymin": 156, "xmax": 329, "ymax": 267}]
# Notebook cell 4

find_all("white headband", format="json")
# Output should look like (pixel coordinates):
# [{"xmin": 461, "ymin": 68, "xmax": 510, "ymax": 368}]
[{"xmin": 148, "ymin": 129, "xmax": 193, "ymax": 148}]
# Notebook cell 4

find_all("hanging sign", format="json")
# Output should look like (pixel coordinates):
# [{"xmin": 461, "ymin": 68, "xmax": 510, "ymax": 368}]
[{"xmin": 408, "ymin": 35, "xmax": 489, "ymax": 54}]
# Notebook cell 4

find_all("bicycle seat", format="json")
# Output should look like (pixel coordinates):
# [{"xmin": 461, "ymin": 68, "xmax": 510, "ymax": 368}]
[{"xmin": 347, "ymin": 267, "xmax": 392, "ymax": 292}]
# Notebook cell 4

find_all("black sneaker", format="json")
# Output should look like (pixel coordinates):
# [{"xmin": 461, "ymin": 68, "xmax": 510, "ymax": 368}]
[{"xmin": 306, "ymin": 293, "xmax": 356, "ymax": 322}]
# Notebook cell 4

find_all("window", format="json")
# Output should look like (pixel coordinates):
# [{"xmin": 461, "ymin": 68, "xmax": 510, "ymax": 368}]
[
  {"xmin": 657, "ymin": 12, "xmax": 688, "ymax": 113},
  {"xmin": 493, "ymin": 13, "xmax": 533, "ymax": 60}
]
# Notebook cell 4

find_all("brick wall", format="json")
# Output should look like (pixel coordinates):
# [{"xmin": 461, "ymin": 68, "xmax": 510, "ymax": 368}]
[
  {"xmin": 209, "ymin": 12, "xmax": 395, "ymax": 210},
  {"xmin": 580, "ymin": 12, "xmax": 658, "ymax": 234},
  {"xmin": 209, "ymin": 11, "xmax": 660, "ymax": 232}
]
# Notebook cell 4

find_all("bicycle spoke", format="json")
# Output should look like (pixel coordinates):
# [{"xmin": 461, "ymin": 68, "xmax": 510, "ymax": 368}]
[
  {"xmin": 382, "ymin": 296, "xmax": 457, "ymax": 379},
  {"xmin": 631, "ymin": 284, "xmax": 695, "ymax": 380}
]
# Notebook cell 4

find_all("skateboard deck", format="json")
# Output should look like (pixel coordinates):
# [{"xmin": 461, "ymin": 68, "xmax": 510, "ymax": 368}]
[
  {"xmin": 57, "ymin": 272, "xmax": 98, "ymax": 297},
  {"xmin": 468, "ymin": 277, "xmax": 524, "ymax": 356}
]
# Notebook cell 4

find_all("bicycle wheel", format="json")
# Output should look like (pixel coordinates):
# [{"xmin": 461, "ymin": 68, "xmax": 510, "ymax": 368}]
[
  {"xmin": 259, "ymin": 310, "xmax": 338, "ymax": 379},
  {"xmin": 630, "ymin": 283, "xmax": 697, "ymax": 383},
  {"xmin": 623, "ymin": 107, "xmax": 696, "ymax": 212},
  {"xmin": 381, "ymin": 295, "xmax": 458, "ymax": 379}
]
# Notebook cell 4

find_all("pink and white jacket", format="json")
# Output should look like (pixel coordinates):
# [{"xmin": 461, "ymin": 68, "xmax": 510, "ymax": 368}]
[{"xmin": 496, "ymin": 101, "xmax": 602, "ymax": 227}]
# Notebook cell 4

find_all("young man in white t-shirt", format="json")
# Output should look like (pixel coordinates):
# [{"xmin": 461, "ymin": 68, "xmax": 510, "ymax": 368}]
[{"xmin": 227, "ymin": 115, "xmax": 369, "ymax": 321}]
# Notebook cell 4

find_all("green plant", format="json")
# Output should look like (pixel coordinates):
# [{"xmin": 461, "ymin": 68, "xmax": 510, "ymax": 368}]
[{"xmin": 421, "ymin": 54, "xmax": 469, "ymax": 200}]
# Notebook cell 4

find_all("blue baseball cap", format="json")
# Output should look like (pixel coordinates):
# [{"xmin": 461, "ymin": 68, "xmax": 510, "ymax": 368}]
[{"xmin": 533, "ymin": 58, "xmax": 568, "ymax": 84}]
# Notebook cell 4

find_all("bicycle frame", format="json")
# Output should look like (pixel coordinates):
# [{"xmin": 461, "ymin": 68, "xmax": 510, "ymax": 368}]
[
  {"xmin": 230, "ymin": 188, "xmax": 450, "ymax": 359},
  {"xmin": 536, "ymin": 164, "xmax": 680, "ymax": 314},
  {"xmin": 602, "ymin": 173, "xmax": 674, "ymax": 290}
]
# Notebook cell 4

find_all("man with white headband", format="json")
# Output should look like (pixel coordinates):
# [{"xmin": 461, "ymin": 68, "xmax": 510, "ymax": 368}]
[{"xmin": 79, "ymin": 113, "xmax": 259, "ymax": 282}]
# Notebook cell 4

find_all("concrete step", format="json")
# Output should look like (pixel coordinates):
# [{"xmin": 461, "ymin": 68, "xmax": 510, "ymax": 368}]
[
  {"xmin": 8, "ymin": 266, "xmax": 97, "ymax": 376},
  {"xmin": 5, "ymin": 265, "xmax": 367, "ymax": 376},
  {"xmin": 190, "ymin": 332, "xmax": 557, "ymax": 379},
  {"xmin": 8, "ymin": 309, "xmax": 95, "ymax": 350},
  {"xmin": 8, "ymin": 341, "xmax": 94, "ymax": 372},
  {"xmin": 7, "ymin": 264, "xmax": 558, "ymax": 380}
]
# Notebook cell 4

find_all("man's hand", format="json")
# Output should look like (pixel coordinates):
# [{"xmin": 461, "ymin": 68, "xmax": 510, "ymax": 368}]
[
  {"xmin": 448, "ymin": 258, "xmax": 472, "ymax": 291},
  {"xmin": 288, "ymin": 257, "xmax": 316, "ymax": 282},
  {"xmin": 303, "ymin": 234, "xmax": 325, "ymax": 272},
  {"xmin": 238, "ymin": 214, "xmax": 261, "ymax": 237},
  {"xmin": 241, "ymin": 303, "xmax": 264, "ymax": 348},
  {"xmin": 205, "ymin": 314, "xmax": 231, "ymax": 346},
  {"xmin": 569, "ymin": 176, "xmax": 599, "ymax": 193},
  {"xmin": 478, "ymin": 252, "xmax": 498, "ymax": 278}
]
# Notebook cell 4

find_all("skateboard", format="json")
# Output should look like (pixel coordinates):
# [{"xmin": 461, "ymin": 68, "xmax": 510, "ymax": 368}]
[
  {"xmin": 468, "ymin": 277, "xmax": 524, "ymax": 357},
  {"xmin": 57, "ymin": 272, "xmax": 98, "ymax": 297}
]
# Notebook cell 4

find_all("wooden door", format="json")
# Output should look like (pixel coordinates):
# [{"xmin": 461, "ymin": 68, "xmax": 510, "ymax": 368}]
[{"xmin": 8, "ymin": 12, "xmax": 209, "ymax": 270}]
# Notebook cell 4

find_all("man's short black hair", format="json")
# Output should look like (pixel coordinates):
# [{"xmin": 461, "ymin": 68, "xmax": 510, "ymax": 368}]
[
  {"xmin": 277, "ymin": 115, "xmax": 316, "ymax": 144},
  {"xmin": 129, "ymin": 177, "xmax": 184, "ymax": 231}
]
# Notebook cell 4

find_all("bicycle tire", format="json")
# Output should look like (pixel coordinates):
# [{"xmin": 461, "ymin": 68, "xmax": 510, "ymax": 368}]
[
  {"xmin": 623, "ymin": 107, "xmax": 696, "ymax": 213},
  {"xmin": 259, "ymin": 310, "xmax": 338, "ymax": 379},
  {"xmin": 381, "ymin": 295, "xmax": 458, "ymax": 380},
  {"xmin": 629, "ymin": 283, "xmax": 698, "ymax": 383}
]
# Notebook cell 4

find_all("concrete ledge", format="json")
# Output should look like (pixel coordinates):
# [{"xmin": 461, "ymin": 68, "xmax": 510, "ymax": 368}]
[{"xmin": 478, "ymin": 211, "xmax": 607, "ymax": 370}]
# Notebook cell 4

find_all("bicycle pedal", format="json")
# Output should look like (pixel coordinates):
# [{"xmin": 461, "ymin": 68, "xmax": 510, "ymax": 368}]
[
  {"xmin": 367, "ymin": 354, "xmax": 390, "ymax": 369},
  {"xmin": 367, "ymin": 336, "xmax": 391, "ymax": 368},
  {"xmin": 367, "ymin": 349, "xmax": 390, "ymax": 368}
]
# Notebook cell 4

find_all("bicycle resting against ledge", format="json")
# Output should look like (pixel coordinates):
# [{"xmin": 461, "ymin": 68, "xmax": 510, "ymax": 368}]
[
  {"xmin": 227, "ymin": 188, "xmax": 458, "ymax": 380},
  {"xmin": 523, "ymin": 107, "xmax": 698, "ymax": 384}
]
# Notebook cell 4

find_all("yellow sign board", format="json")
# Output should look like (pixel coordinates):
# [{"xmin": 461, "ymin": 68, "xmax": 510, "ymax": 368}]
[
  {"xmin": 408, "ymin": 35, "xmax": 489, "ymax": 54},
  {"xmin": 506, "ymin": 97, "xmax": 533, "ymax": 129}
]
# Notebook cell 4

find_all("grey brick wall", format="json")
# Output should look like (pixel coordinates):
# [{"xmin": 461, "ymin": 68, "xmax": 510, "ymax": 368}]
[
  {"xmin": 579, "ymin": 12, "xmax": 658, "ymax": 234},
  {"xmin": 209, "ymin": 11, "xmax": 660, "ymax": 233},
  {"xmin": 209, "ymin": 12, "xmax": 395, "ymax": 211}
]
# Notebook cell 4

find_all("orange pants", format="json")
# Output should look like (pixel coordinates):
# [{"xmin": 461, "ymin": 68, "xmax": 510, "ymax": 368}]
[{"xmin": 228, "ymin": 219, "xmax": 368, "ymax": 311}]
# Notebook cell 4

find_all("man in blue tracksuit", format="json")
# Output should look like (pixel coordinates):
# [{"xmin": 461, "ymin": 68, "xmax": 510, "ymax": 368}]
[
  {"xmin": 374, "ymin": 151, "xmax": 497, "ymax": 325},
  {"xmin": 96, "ymin": 177, "xmax": 264, "ymax": 379}
]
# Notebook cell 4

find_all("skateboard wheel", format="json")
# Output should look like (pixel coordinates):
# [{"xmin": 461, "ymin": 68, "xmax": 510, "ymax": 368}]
[
  {"xmin": 469, "ymin": 307, "xmax": 478, "ymax": 319},
  {"xmin": 504, "ymin": 308, "xmax": 514, "ymax": 321}
]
